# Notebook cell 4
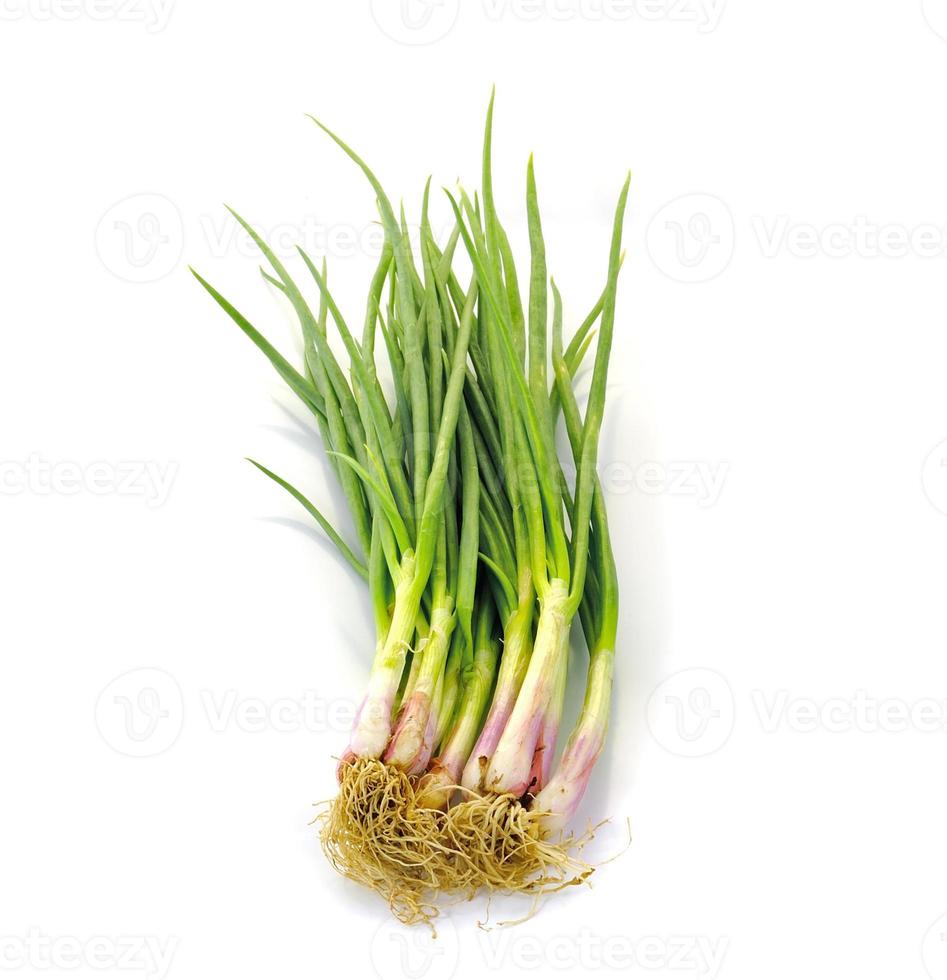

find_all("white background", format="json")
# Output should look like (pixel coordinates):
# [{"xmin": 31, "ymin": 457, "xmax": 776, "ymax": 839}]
[{"xmin": 2, "ymin": 2, "xmax": 947, "ymax": 978}]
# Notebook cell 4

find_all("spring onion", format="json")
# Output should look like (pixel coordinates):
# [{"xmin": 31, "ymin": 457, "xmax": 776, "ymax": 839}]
[{"xmin": 192, "ymin": 91, "xmax": 630, "ymax": 927}]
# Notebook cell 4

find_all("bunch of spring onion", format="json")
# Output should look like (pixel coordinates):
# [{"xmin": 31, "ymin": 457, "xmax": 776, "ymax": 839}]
[{"xmin": 192, "ymin": 93, "xmax": 629, "ymax": 925}]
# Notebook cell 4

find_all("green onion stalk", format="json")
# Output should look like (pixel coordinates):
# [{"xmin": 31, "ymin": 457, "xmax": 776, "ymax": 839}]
[
  {"xmin": 300, "ymin": 122, "xmax": 480, "ymax": 773},
  {"xmin": 378, "ymin": 186, "xmax": 483, "ymax": 777},
  {"xmin": 445, "ymin": 94, "xmax": 543, "ymax": 798},
  {"xmin": 485, "ymin": 169, "xmax": 626, "ymax": 805},
  {"xmin": 416, "ymin": 597, "xmax": 500, "ymax": 808},
  {"xmin": 192, "ymin": 118, "xmax": 487, "ymax": 923},
  {"xmin": 192, "ymin": 94, "xmax": 632, "ymax": 920},
  {"xmin": 521, "ymin": 278, "xmax": 616, "ymax": 801},
  {"xmin": 530, "ymin": 276, "xmax": 621, "ymax": 834},
  {"xmin": 440, "ymin": 95, "xmax": 630, "ymax": 876},
  {"xmin": 520, "ymin": 181, "xmax": 628, "ymax": 829},
  {"xmin": 462, "ymin": 116, "xmax": 626, "ymax": 792}
]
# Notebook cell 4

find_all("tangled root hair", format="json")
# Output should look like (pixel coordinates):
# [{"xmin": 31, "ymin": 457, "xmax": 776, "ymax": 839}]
[
  {"xmin": 439, "ymin": 792, "xmax": 597, "ymax": 916},
  {"xmin": 318, "ymin": 761, "xmax": 601, "ymax": 929},
  {"xmin": 317, "ymin": 758, "xmax": 453, "ymax": 928}
]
